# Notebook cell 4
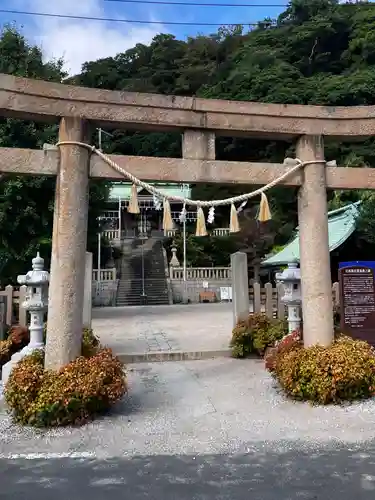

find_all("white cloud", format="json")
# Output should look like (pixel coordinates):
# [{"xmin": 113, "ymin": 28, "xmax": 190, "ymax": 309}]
[{"xmin": 17, "ymin": 0, "xmax": 164, "ymax": 75}]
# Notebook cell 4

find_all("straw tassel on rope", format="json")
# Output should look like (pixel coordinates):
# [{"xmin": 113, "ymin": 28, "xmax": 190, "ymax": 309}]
[
  {"xmin": 229, "ymin": 203, "xmax": 240, "ymax": 233},
  {"xmin": 163, "ymin": 198, "xmax": 174, "ymax": 233},
  {"xmin": 196, "ymin": 207, "xmax": 207, "ymax": 237},
  {"xmin": 127, "ymin": 183, "xmax": 140, "ymax": 214},
  {"xmin": 257, "ymin": 192, "xmax": 272, "ymax": 222}
]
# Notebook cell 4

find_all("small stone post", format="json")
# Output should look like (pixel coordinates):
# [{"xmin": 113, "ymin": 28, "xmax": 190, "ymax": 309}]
[
  {"xmin": 83, "ymin": 252, "xmax": 93, "ymax": 329},
  {"xmin": 1, "ymin": 253, "xmax": 49, "ymax": 385},
  {"xmin": 231, "ymin": 252, "xmax": 250, "ymax": 327},
  {"xmin": 297, "ymin": 135, "xmax": 334, "ymax": 347}
]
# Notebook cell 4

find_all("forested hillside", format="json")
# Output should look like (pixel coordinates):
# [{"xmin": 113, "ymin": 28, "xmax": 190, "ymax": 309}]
[
  {"xmin": 0, "ymin": 26, "xmax": 110, "ymax": 282},
  {"xmin": 2, "ymin": 0, "xmax": 375, "ymax": 278},
  {"xmin": 73, "ymin": 0, "xmax": 375, "ymax": 245}
]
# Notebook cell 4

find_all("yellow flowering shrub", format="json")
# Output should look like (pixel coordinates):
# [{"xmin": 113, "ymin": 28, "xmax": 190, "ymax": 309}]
[
  {"xmin": 274, "ymin": 336, "xmax": 375, "ymax": 404},
  {"xmin": 0, "ymin": 326, "xmax": 30, "ymax": 368},
  {"xmin": 5, "ymin": 348, "xmax": 127, "ymax": 427}
]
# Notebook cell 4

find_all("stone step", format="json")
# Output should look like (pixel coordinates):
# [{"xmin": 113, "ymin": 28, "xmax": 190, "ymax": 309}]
[
  {"xmin": 117, "ymin": 292, "xmax": 169, "ymax": 300},
  {"xmin": 116, "ymin": 299, "xmax": 170, "ymax": 306},
  {"xmin": 117, "ymin": 291, "xmax": 168, "ymax": 296},
  {"xmin": 116, "ymin": 239, "xmax": 168, "ymax": 307}
]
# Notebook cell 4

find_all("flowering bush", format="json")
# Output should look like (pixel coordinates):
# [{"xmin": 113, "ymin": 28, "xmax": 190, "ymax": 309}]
[
  {"xmin": 0, "ymin": 326, "xmax": 30, "ymax": 368},
  {"xmin": 0, "ymin": 338, "xmax": 13, "ymax": 367},
  {"xmin": 230, "ymin": 313, "xmax": 288, "ymax": 358},
  {"xmin": 8, "ymin": 326, "xmax": 29, "ymax": 348},
  {"xmin": 0, "ymin": 325, "xmax": 99, "ymax": 371},
  {"xmin": 43, "ymin": 325, "xmax": 99, "ymax": 357},
  {"xmin": 5, "ymin": 348, "xmax": 127, "ymax": 427},
  {"xmin": 273, "ymin": 336, "xmax": 375, "ymax": 404},
  {"xmin": 81, "ymin": 328, "xmax": 100, "ymax": 357},
  {"xmin": 265, "ymin": 329, "xmax": 302, "ymax": 372}
]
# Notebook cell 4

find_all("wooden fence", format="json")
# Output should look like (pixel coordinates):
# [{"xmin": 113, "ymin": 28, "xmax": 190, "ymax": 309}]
[
  {"xmin": 250, "ymin": 282, "xmax": 340, "ymax": 319},
  {"xmin": 0, "ymin": 285, "xmax": 28, "ymax": 327}
]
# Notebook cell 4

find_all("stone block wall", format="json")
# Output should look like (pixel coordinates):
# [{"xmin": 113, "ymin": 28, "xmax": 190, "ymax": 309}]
[
  {"xmin": 171, "ymin": 279, "xmax": 232, "ymax": 303},
  {"xmin": 92, "ymin": 280, "xmax": 119, "ymax": 307}
]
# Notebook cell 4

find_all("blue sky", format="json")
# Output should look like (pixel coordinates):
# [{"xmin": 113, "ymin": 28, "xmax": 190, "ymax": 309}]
[{"xmin": 0, "ymin": 0, "xmax": 287, "ymax": 74}]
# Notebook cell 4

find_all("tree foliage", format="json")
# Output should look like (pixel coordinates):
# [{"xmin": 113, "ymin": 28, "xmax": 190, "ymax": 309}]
[
  {"xmin": 0, "ymin": 26, "xmax": 109, "ymax": 283},
  {"xmin": 74, "ymin": 0, "xmax": 375, "ymax": 260},
  {"xmin": 3, "ymin": 0, "xmax": 375, "ymax": 275}
]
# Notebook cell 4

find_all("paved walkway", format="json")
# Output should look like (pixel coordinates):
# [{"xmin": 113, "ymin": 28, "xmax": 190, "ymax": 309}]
[
  {"xmin": 2, "ymin": 359, "xmax": 375, "ymax": 498},
  {"xmin": 92, "ymin": 303, "xmax": 233, "ymax": 357}
]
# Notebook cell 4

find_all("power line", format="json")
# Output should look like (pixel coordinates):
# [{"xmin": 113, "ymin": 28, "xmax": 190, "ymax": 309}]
[
  {"xmin": 103, "ymin": 0, "xmax": 375, "ymax": 5},
  {"xmin": 102, "ymin": 0, "xmax": 287, "ymax": 6},
  {"xmin": 0, "ymin": 8, "xmax": 268, "ymax": 26}
]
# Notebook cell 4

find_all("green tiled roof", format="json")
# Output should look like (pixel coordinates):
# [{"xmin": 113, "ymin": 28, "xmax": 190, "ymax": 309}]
[
  {"xmin": 262, "ymin": 201, "xmax": 361, "ymax": 267},
  {"xmin": 109, "ymin": 182, "xmax": 191, "ymax": 201}
]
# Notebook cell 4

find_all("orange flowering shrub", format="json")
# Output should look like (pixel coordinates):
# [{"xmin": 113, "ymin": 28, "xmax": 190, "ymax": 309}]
[
  {"xmin": 8, "ymin": 326, "xmax": 29, "ymax": 348},
  {"xmin": 43, "ymin": 324, "xmax": 100, "ymax": 358},
  {"xmin": 1, "ymin": 325, "xmax": 99, "ymax": 372},
  {"xmin": 5, "ymin": 348, "xmax": 127, "ymax": 427},
  {"xmin": 274, "ymin": 336, "xmax": 375, "ymax": 404},
  {"xmin": 265, "ymin": 329, "xmax": 302, "ymax": 373},
  {"xmin": 4, "ymin": 351, "xmax": 45, "ymax": 414},
  {"xmin": 0, "ymin": 326, "xmax": 30, "ymax": 368},
  {"xmin": 0, "ymin": 338, "xmax": 14, "ymax": 367}
]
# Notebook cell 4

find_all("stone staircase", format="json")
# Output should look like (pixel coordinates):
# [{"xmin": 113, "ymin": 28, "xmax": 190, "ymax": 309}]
[{"xmin": 116, "ymin": 238, "xmax": 170, "ymax": 306}]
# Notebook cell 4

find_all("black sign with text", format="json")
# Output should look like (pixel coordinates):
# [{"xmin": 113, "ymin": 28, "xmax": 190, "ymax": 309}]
[{"xmin": 339, "ymin": 264, "xmax": 375, "ymax": 345}]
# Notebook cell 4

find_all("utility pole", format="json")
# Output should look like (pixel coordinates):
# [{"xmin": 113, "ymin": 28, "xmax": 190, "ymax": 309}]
[{"xmin": 97, "ymin": 128, "xmax": 114, "ymax": 152}]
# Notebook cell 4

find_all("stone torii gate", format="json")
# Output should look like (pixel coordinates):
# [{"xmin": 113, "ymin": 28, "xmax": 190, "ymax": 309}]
[{"xmin": 1, "ymin": 73, "xmax": 375, "ymax": 370}]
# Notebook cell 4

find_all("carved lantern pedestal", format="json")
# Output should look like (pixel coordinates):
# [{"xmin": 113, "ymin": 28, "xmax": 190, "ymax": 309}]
[
  {"xmin": 1, "ymin": 253, "xmax": 49, "ymax": 387},
  {"xmin": 276, "ymin": 262, "xmax": 302, "ymax": 334}
]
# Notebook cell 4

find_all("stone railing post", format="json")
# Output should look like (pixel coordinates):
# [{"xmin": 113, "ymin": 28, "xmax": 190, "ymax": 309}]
[
  {"xmin": 231, "ymin": 252, "xmax": 249, "ymax": 327},
  {"xmin": 297, "ymin": 135, "xmax": 334, "ymax": 347},
  {"xmin": 83, "ymin": 252, "xmax": 93, "ymax": 329}
]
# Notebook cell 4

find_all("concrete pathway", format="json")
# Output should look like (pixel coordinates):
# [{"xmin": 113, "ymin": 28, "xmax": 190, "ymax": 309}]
[
  {"xmin": 92, "ymin": 303, "xmax": 234, "ymax": 360},
  {"xmin": 2, "ymin": 359, "xmax": 375, "ymax": 498}
]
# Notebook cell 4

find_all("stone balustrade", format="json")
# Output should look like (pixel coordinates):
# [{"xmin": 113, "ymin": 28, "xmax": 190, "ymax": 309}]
[
  {"xmin": 102, "ymin": 229, "xmax": 120, "ymax": 242},
  {"xmin": 92, "ymin": 268, "xmax": 117, "ymax": 281},
  {"xmin": 103, "ymin": 227, "xmax": 230, "ymax": 242},
  {"xmin": 165, "ymin": 229, "xmax": 177, "ymax": 238},
  {"xmin": 212, "ymin": 228, "xmax": 230, "ymax": 236},
  {"xmin": 170, "ymin": 266, "xmax": 232, "ymax": 281}
]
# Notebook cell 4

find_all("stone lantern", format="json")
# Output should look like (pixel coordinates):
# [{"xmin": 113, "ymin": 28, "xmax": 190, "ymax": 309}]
[
  {"xmin": 17, "ymin": 252, "xmax": 50, "ymax": 353},
  {"xmin": 169, "ymin": 241, "xmax": 180, "ymax": 268},
  {"xmin": 276, "ymin": 261, "xmax": 302, "ymax": 333},
  {"xmin": 1, "ymin": 253, "xmax": 49, "ymax": 387}
]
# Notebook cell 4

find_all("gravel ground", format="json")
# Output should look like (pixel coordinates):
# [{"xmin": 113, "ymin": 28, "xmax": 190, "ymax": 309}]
[
  {"xmin": 1, "ymin": 358, "xmax": 375, "ymax": 456},
  {"xmin": 2, "ymin": 358, "xmax": 375, "ymax": 498}
]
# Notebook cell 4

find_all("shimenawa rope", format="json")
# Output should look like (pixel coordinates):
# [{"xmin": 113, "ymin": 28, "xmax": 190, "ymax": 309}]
[{"xmin": 55, "ymin": 140, "xmax": 326, "ymax": 207}]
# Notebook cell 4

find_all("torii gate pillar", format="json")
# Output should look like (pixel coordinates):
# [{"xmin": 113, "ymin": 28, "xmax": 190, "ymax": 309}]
[
  {"xmin": 297, "ymin": 135, "xmax": 334, "ymax": 347},
  {"xmin": 44, "ymin": 117, "xmax": 90, "ymax": 370}
]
